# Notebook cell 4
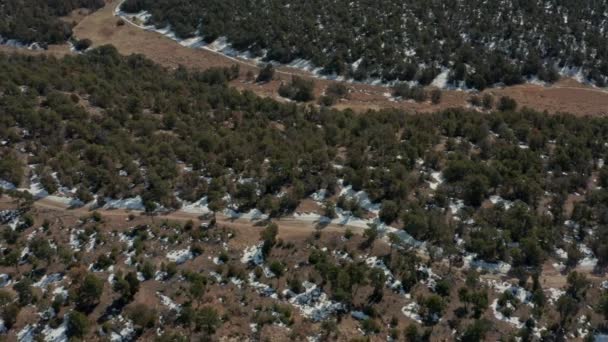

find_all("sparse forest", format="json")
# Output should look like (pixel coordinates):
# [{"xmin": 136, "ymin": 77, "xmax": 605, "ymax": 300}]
[
  {"xmin": 0, "ymin": 45, "xmax": 607, "ymax": 341},
  {"xmin": 2, "ymin": 0, "xmax": 608, "ymax": 340},
  {"xmin": 1, "ymin": 47, "xmax": 608, "ymax": 271},
  {"xmin": 121, "ymin": 0, "xmax": 608, "ymax": 88}
]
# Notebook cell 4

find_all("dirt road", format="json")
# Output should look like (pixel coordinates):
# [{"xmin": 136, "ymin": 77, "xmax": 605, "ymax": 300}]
[{"xmin": 31, "ymin": 197, "xmax": 363, "ymax": 238}]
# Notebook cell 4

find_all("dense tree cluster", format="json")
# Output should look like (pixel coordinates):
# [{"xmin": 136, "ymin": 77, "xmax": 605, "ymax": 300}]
[
  {"xmin": 0, "ymin": 0, "xmax": 104, "ymax": 45},
  {"xmin": 122, "ymin": 0, "xmax": 608, "ymax": 88}
]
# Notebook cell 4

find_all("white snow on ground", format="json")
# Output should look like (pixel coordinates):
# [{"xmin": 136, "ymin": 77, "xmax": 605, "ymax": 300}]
[
  {"xmin": 33, "ymin": 273, "xmax": 64, "ymax": 291},
  {"xmin": 103, "ymin": 196, "xmax": 145, "ymax": 211},
  {"xmin": 559, "ymin": 66, "xmax": 586, "ymax": 84},
  {"xmin": 351, "ymin": 58, "xmax": 363, "ymax": 71},
  {"xmin": 288, "ymin": 58, "xmax": 321, "ymax": 73},
  {"xmin": 179, "ymin": 196, "xmax": 210, "ymax": 214},
  {"xmin": 417, "ymin": 265, "xmax": 441, "ymax": 290},
  {"xmin": 0, "ymin": 36, "xmax": 42, "ymax": 50},
  {"xmin": 365, "ymin": 256, "xmax": 402, "ymax": 289},
  {"xmin": 241, "ymin": 243, "xmax": 264, "ymax": 266},
  {"xmin": 485, "ymin": 280, "xmax": 532, "ymax": 305},
  {"xmin": 546, "ymin": 288, "xmax": 565, "ymax": 304},
  {"xmin": 166, "ymin": 248, "xmax": 193, "ymax": 264},
  {"xmin": 338, "ymin": 181, "xmax": 381, "ymax": 214},
  {"xmin": 230, "ymin": 277, "xmax": 244, "ymax": 288},
  {"xmin": 247, "ymin": 272, "xmax": 276, "ymax": 298},
  {"xmin": 69, "ymin": 229, "xmax": 84, "ymax": 251},
  {"xmin": 491, "ymin": 299, "xmax": 523, "ymax": 328},
  {"xmin": 17, "ymin": 324, "xmax": 36, "ymax": 342},
  {"xmin": 157, "ymin": 292, "xmax": 181, "ymax": 312},
  {"xmin": 0, "ymin": 179, "xmax": 15, "ymax": 190},
  {"xmin": 40, "ymin": 315, "xmax": 68, "ymax": 342},
  {"xmin": 351, "ymin": 311, "xmax": 370, "ymax": 320},
  {"xmin": 209, "ymin": 271, "xmax": 222, "ymax": 283},
  {"xmin": 154, "ymin": 271, "xmax": 168, "ymax": 281},
  {"xmin": 8, "ymin": 216, "xmax": 20, "ymax": 230},
  {"xmin": 225, "ymin": 208, "xmax": 269, "ymax": 221},
  {"xmin": 85, "ymin": 233, "xmax": 97, "ymax": 252},
  {"xmin": 292, "ymin": 212, "xmax": 331, "ymax": 225},
  {"xmin": 0, "ymin": 209, "xmax": 19, "ymax": 224},
  {"xmin": 449, "ymin": 199, "xmax": 465, "ymax": 215},
  {"xmin": 263, "ymin": 266, "xmax": 276, "ymax": 278},
  {"xmin": 283, "ymin": 281, "xmax": 344, "ymax": 322},
  {"xmin": 109, "ymin": 315, "xmax": 135, "ymax": 342},
  {"xmin": 428, "ymin": 172, "xmax": 444, "ymax": 190},
  {"xmin": 20, "ymin": 246, "xmax": 30, "ymax": 264},
  {"xmin": 489, "ymin": 195, "xmax": 514, "ymax": 210},
  {"xmin": 464, "ymin": 254, "xmax": 512, "ymax": 274},
  {"xmin": 553, "ymin": 261, "xmax": 566, "ymax": 272},
  {"xmin": 555, "ymin": 248, "xmax": 568, "ymax": 259},
  {"xmin": 0, "ymin": 274, "xmax": 10, "ymax": 287},
  {"xmin": 45, "ymin": 195, "xmax": 84, "ymax": 207},
  {"xmin": 332, "ymin": 250, "xmax": 352, "ymax": 262},
  {"xmin": 311, "ymin": 189, "xmax": 328, "ymax": 202},
  {"xmin": 578, "ymin": 244, "xmax": 598, "ymax": 270},
  {"xmin": 595, "ymin": 334, "xmax": 608, "ymax": 342},
  {"xmin": 401, "ymin": 302, "xmax": 423, "ymax": 323},
  {"xmin": 18, "ymin": 174, "xmax": 49, "ymax": 199},
  {"xmin": 431, "ymin": 69, "xmax": 450, "ymax": 89},
  {"xmin": 53, "ymin": 286, "xmax": 68, "ymax": 300},
  {"xmin": 577, "ymin": 315, "xmax": 591, "ymax": 339},
  {"xmin": 118, "ymin": 232, "xmax": 135, "ymax": 249}
]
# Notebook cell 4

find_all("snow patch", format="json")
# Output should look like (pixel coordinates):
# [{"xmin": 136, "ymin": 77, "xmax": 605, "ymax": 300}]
[
  {"xmin": 166, "ymin": 248, "xmax": 193, "ymax": 264},
  {"xmin": 283, "ymin": 281, "xmax": 344, "ymax": 322},
  {"xmin": 241, "ymin": 243, "xmax": 264, "ymax": 266}
]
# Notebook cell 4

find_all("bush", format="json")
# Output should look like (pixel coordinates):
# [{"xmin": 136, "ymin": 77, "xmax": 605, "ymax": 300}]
[
  {"xmin": 76, "ymin": 274, "xmax": 104, "ymax": 312},
  {"xmin": 318, "ymin": 95, "xmax": 336, "ymax": 107},
  {"xmin": 430, "ymin": 89, "xmax": 442, "ymax": 104},
  {"xmin": 482, "ymin": 94, "xmax": 494, "ymax": 109},
  {"xmin": 326, "ymin": 83, "xmax": 349, "ymax": 98},
  {"xmin": 379, "ymin": 200, "xmax": 399, "ymax": 224},
  {"xmin": 256, "ymin": 64, "xmax": 275, "ymax": 83},
  {"xmin": 498, "ymin": 96, "xmax": 517, "ymax": 111},
  {"xmin": 128, "ymin": 303, "xmax": 157, "ymax": 329},
  {"xmin": 67, "ymin": 311, "xmax": 90, "ymax": 338},
  {"xmin": 1, "ymin": 303, "xmax": 20, "ymax": 330},
  {"xmin": 361, "ymin": 318, "xmax": 381, "ymax": 334},
  {"xmin": 392, "ymin": 83, "xmax": 427, "ymax": 102},
  {"xmin": 195, "ymin": 306, "xmax": 221, "ymax": 335},
  {"xmin": 278, "ymin": 76, "xmax": 315, "ymax": 102},
  {"xmin": 74, "ymin": 39, "xmax": 92, "ymax": 51}
]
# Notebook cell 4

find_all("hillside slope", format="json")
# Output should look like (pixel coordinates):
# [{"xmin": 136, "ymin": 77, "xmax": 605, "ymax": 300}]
[{"xmin": 121, "ymin": 0, "xmax": 608, "ymax": 88}]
